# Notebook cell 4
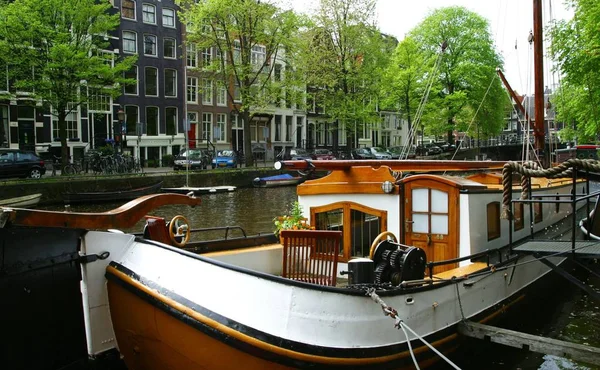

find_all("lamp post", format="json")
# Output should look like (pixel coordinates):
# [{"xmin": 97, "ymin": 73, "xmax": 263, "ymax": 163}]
[{"xmin": 117, "ymin": 108, "xmax": 125, "ymax": 154}]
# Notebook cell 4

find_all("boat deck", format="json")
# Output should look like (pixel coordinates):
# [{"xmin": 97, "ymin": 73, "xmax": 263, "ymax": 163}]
[{"xmin": 514, "ymin": 240, "xmax": 600, "ymax": 257}]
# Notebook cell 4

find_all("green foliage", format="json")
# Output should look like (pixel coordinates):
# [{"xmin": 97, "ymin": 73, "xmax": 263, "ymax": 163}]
[
  {"xmin": 297, "ymin": 0, "xmax": 391, "ymax": 144},
  {"xmin": 409, "ymin": 7, "xmax": 508, "ymax": 143},
  {"xmin": 178, "ymin": 0, "xmax": 304, "ymax": 166},
  {"xmin": 549, "ymin": 0, "xmax": 600, "ymax": 141},
  {"xmin": 162, "ymin": 154, "xmax": 174, "ymax": 167},
  {"xmin": 0, "ymin": 0, "xmax": 136, "ymax": 169},
  {"xmin": 98, "ymin": 145, "xmax": 115, "ymax": 157},
  {"xmin": 273, "ymin": 201, "xmax": 314, "ymax": 237}
]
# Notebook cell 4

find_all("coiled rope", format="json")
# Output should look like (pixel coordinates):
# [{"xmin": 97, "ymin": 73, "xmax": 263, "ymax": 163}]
[{"xmin": 501, "ymin": 159, "xmax": 600, "ymax": 220}]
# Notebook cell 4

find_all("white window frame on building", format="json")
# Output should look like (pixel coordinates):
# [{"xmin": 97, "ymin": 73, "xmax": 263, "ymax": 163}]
[
  {"xmin": 187, "ymin": 77, "xmax": 198, "ymax": 103},
  {"xmin": 164, "ymin": 38, "xmax": 176, "ymax": 59},
  {"xmin": 123, "ymin": 31, "xmax": 137, "ymax": 54},
  {"xmin": 164, "ymin": 69, "xmax": 177, "ymax": 98},
  {"xmin": 202, "ymin": 112, "xmax": 213, "ymax": 141},
  {"xmin": 146, "ymin": 106, "xmax": 159, "ymax": 136},
  {"xmin": 144, "ymin": 34, "xmax": 157, "ymax": 56},
  {"xmin": 251, "ymin": 45, "xmax": 266, "ymax": 66},
  {"xmin": 162, "ymin": 8, "xmax": 176, "ymax": 28},
  {"xmin": 216, "ymin": 113, "xmax": 227, "ymax": 142},
  {"xmin": 124, "ymin": 66, "xmax": 138, "ymax": 95},
  {"xmin": 186, "ymin": 43, "xmax": 197, "ymax": 68},
  {"xmin": 217, "ymin": 82, "xmax": 227, "ymax": 106},
  {"xmin": 202, "ymin": 47, "xmax": 212, "ymax": 69},
  {"xmin": 202, "ymin": 79, "xmax": 213, "ymax": 105},
  {"xmin": 124, "ymin": 105, "xmax": 138, "ymax": 135},
  {"xmin": 121, "ymin": 0, "xmax": 136, "ymax": 20},
  {"xmin": 145, "ymin": 67, "xmax": 158, "ymax": 97},
  {"xmin": 52, "ymin": 104, "xmax": 79, "ymax": 140},
  {"xmin": 142, "ymin": 3, "xmax": 156, "ymax": 25},
  {"xmin": 166, "ymin": 107, "xmax": 177, "ymax": 136}
]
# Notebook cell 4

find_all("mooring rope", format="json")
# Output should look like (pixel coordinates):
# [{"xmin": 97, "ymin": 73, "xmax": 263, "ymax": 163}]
[
  {"xmin": 366, "ymin": 288, "xmax": 462, "ymax": 370},
  {"xmin": 501, "ymin": 159, "xmax": 600, "ymax": 220}
]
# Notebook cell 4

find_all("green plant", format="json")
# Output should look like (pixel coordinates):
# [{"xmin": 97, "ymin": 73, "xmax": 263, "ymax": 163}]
[
  {"xmin": 273, "ymin": 201, "xmax": 314, "ymax": 237},
  {"xmin": 162, "ymin": 154, "xmax": 174, "ymax": 167}
]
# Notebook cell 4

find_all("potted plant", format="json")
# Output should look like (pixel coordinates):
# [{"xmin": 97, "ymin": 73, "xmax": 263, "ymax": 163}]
[{"xmin": 273, "ymin": 201, "xmax": 315, "ymax": 243}]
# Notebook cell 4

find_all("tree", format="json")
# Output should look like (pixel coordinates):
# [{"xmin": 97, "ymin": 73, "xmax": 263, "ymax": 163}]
[
  {"xmin": 381, "ymin": 36, "xmax": 427, "ymax": 146},
  {"xmin": 410, "ymin": 7, "xmax": 508, "ymax": 144},
  {"xmin": 0, "ymin": 0, "xmax": 136, "ymax": 171},
  {"xmin": 549, "ymin": 0, "xmax": 600, "ymax": 142},
  {"xmin": 178, "ymin": 0, "xmax": 302, "ymax": 167},
  {"xmin": 299, "ymin": 0, "xmax": 391, "ymax": 151}
]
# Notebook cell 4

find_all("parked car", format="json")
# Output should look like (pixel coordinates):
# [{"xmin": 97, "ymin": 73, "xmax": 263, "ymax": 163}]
[
  {"xmin": 419, "ymin": 143, "xmax": 443, "ymax": 156},
  {"xmin": 312, "ymin": 149, "xmax": 336, "ymax": 160},
  {"xmin": 277, "ymin": 147, "xmax": 315, "ymax": 160},
  {"xmin": 367, "ymin": 147, "xmax": 392, "ymax": 159},
  {"xmin": 386, "ymin": 146, "xmax": 416, "ymax": 159},
  {"xmin": 351, "ymin": 148, "xmax": 376, "ymax": 160},
  {"xmin": 0, "ymin": 149, "xmax": 46, "ymax": 179},
  {"xmin": 212, "ymin": 150, "xmax": 239, "ymax": 168},
  {"xmin": 173, "ymin": 148, "xmax": 211, "ymax": 170},
  {"xmin": 434, "ymin": 141, "xmax": 456, "ymax": 152}
]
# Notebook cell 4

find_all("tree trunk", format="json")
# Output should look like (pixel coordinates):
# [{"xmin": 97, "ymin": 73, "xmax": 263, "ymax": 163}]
[
  {"xmin": 58, "ymin": 110, "xmax": 69, "ymax": 174},
  {"xmin": 242, "ymin": 109, "xmax": 254, "ymax": 167}
]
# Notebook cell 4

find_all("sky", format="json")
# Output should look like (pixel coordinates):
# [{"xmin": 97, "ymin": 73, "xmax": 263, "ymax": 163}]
[{"xmin": 290, "ymin": 0, "xmax": 574, "ymax": 96}]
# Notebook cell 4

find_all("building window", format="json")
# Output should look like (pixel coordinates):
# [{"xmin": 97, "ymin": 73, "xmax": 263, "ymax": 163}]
[
  {"xmin": 217, "ymin": 82, "xmax": 227, "ymax": 106},
  {"xmin": 487, "ymin": 202, "xmax": 501, "ymax": 240},
  {"xmin": 164, "ymin": 69, "xmax": 176, "ymax": 97},
  {"xmin": 52, "ymin": 104, "xmax": 78, "ymax": 140},
  {"xmin": 146, "ymin": 106, "xmax": 158, "ymax": 136},
  {"xmin": 534, "ymin": 197, "xmax": 543, "ymax": 224},
  {"xmin": 164, "ymin": 38, "xmax": 176, "ymax": 59},
  {"xmin": 123, "ymin": 66, "xmax": 138, "ymax": 95},
  {"xmin": 145, "ymin": 67, "xmax": 158, "ymax": 96},
  {"xmin": 187, "ymin": 77, "xmax": 198, "ymax": 103},
  {"xmin": 163, "ymin": 8, "xmax": 175, "ymax": 28},
  {"xmin": 202, "ymin": 112, "xmax": 212, "ymax": 141},
  {"xmin": 166, "ymin": 107, "xmax": 177, "ymax": 136},
  {"xmin": 285, "ymin": 116, "xmax": 292, "ymax": 142},
  {"xmin": 124, "ymin": 105, "xmax": 138, "ymax": 135},
  {"xmin": 274, "ymin": 115, "xmax": 281, "ymax": 141},
  {"xmin": 144, "ymin": 34, "xmax": 157, "ymax": 56},
  {"xmin": 216, "ymin": 113, "xmax": 226, "ymax": 142},
  {"xmin": 202, "ymin": 47, "xmax": 212, "ymax": 68},
  {"xmin": 251, "ymin": 45, "xmax": 266, "ymax": 66},
  {"xmin": 142, "ymin": 3, "xmax": 156, "ymax": 24},
  {"xmin": 296, "ymin": 116, "xmax": 303, "ymax": 147},
  {"xmin": 122, "ymin": 0, "xmax": 136, "ymax": 20},
  {"xmin": 123, "ymin": 31, "xmax": 137, "ymax": 54},
  {"xmin": 202, "ymin": 79, "xmax": 213, "ymax": 105},
  {"xmin": 514, "ymin": 202, "xmax": 524, "ymax": 231},
  {"xmin": 186, "ymin": 43, "xmax": 197, "ymax": 68}
]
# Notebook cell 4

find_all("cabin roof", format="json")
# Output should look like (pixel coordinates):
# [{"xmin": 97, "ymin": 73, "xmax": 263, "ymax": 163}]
[{"xmin": 401, "ymin": 174, "xmax": 488, "ymax": 190}]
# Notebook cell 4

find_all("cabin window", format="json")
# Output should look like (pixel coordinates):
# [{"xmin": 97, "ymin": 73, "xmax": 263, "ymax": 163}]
[
  {"xmin": 311, "ymin": 202, "xmax": 387, "ymax": 262},
  {"xmin": 534, "ymin": 197, "xmax": 543, "ymax": 223},
  {"xmin": 411, "ymin": 188, "xmax": 449, "ymax": 235},
  {"xmin": 514, "ymin": 202, "xmax": 524, "ymax": 231},
  {"xmin": 487, "ymin": 202, "xmax": 500, "ymax": 240}
]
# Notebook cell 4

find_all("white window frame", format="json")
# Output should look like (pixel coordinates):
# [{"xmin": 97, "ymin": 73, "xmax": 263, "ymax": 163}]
[
  {"xmin": 164, "ymin": 69, "xmax": 177, "ymax": 98},
  {"xmin": 202, "ymin": 112, "xmax": 213, "ymax": 141},
  {"xmin": 162, "ymin": 8, "xmax": 176, "ymax": 28},
  {"xmin": 165, "ymin": 107, "xmax": 178, "ymax": 136},
  {"xmin": 251, "ymin": 45, "xmax": 266, "ymax": 66},
  {"xmin": 163, "ymin": 38, "xmax": 176, "ymax": 59},
  {"xmin": 186, "ymin": 43, "xmax": 197, "ymax": 68},
  {"xmin": 202, "ymin": 79, "xmax": 213, "ymax": 105},
  {"xmin": 217, "ymin": 82, "xmax": 227, "ymax": 106},
  {"xmin": 142, "ymin": 3, "xmax": 156, "ymax": 25},
  {"xmin": 124, "ymin": 66, "xmax": 138, "ymax": 95},
  {"xmin": 146, "ymin": 106, "xmax": 159, "ymax": 136},
  {"xmin": 122, "ymin": 31, "xmax": 137, "ymax": 54},
  {"xmin": 144, "ymin": 67, "xmax": 158, "ymax": 97},
  {"xmin": 187, "ymin": 77, "xmax": 198, "ymax": 103},
  {"xmin": 144, "ymin": 34, "xmax": 157, "ymax": 56},
  {"xmin": 121, "ymin": 0, "xmax": 136, "ymax": 21},
  {"xmin": 202, "ymin": 47, "xmax": 212, "ymax": 69},
  {"xmin": 216, "ymin": 113, "xmax": 227, "ymax": 142}
]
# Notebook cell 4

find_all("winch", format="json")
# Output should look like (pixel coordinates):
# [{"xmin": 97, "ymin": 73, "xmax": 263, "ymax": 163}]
[
  {"xmin": 342, "ymin": 258, "xmax": 375, "ymax": 285},
  {"xmin": 371, "ymin": 239, "xmax": 426, "ymax": 286}
]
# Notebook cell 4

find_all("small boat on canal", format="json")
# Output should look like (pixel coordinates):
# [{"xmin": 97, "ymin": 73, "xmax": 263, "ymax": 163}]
[
  {"xmin": 252, "ymin": 173, "xmax": 305, "ymax": 188},
  {"xmin": 2, "ymin": 158, "xmax": 599, "ymax": 370},
  {"xmin": 0, "ymin": 193, "xmax": 42, "ymax": 207}
]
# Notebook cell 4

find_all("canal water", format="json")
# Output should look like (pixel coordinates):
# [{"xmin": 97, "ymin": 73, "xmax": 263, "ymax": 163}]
[{"xmin": 41, "ymin": 187, "xmax": 599, "ymax": 369}]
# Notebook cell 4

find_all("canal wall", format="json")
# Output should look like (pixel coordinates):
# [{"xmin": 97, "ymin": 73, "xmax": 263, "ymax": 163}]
[{"xmin": 0, "ymin": 167, "xmax": 284, "ymax": 206}]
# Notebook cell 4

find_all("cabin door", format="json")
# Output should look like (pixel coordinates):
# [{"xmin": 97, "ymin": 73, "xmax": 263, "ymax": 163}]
[{"xmin": 404, "ymin": 182, "xmax": 458, "ymax": 273}]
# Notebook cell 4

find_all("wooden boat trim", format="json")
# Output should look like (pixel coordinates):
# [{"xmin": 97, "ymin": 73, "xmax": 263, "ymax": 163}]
[
  {"xmin": 1, "ymin": 193, "xmax": 201, "ymax": 229},
  {"xmin": 276, "ymin": 159, "xmax": 507, "ymax": 172}
]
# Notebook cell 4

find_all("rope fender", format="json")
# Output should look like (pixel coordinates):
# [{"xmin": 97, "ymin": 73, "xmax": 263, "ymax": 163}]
[{"xmin": 501, "ymin": 159, "xmax": 600, "ymax": 219}]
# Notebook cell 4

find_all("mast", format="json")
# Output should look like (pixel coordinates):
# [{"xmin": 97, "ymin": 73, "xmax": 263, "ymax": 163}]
[{"xmin": 533, "ymin": 0, "xmax": 546, "ymax": 165}]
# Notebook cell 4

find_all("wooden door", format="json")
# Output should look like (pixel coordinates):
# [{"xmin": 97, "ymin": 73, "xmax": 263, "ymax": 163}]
[{"xmin": 404, "ymin": 181, "xmax": 458, "ymax": 274}]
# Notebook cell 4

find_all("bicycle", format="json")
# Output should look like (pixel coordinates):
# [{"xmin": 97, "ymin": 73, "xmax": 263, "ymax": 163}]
[{"xmin": 55, "ymin": 156, "xmax": 82, "ymax": 175}]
